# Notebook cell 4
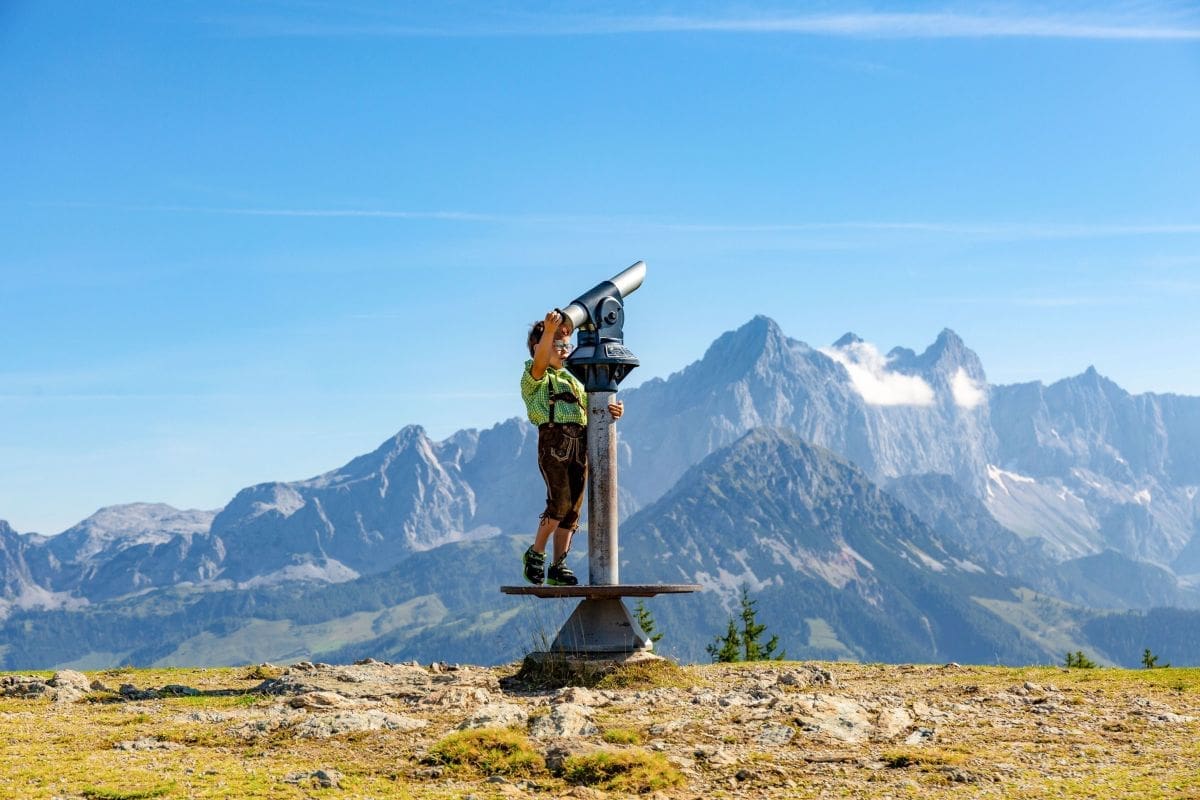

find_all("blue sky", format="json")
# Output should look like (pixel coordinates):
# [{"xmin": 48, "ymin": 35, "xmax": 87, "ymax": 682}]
[{"xmin": 2, "ymin": 1, "xmax": 1198, "ymax": 534}]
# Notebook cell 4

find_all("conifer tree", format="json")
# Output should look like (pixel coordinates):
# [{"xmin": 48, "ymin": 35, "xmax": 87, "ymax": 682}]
[
  {"xmin": 707, "ymin": 617, "xmax": 742, "ymax": 663},
  {"xmin": 1141, "ymin": 648, "xmax": 1169, "ymax": 669},
  {"xmin": 707, "ymin": 585, "xmax": 785, "ymax": 663},
  {"xmin": 633, "ymin": 600, "xmax": 664, "ymax": 645},
  {"xmin": 1065, "ymin": 650, "xmax": 1097, "ymax": 668},
  {"xmin": 738, "ymin": 585, "xmax": 784, "ymax": 661}
]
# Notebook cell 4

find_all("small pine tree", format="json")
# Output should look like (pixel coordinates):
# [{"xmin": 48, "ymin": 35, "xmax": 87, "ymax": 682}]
[
  {"xmin": 633, "ymin": 600, "xmax": 664, "ymax": 645},
  {"xmin": 707, "ymin": 617, "xmax": 742, "ymax": 663},
  {"xmin": 1065, "ymin": 650, "xmax": 1097, "ymax": 669},
  {"xmin": 707, "ymin": 585, "xmax": 785, "ymax": 663},
  {"xmin": 1141, "ymin": 648, "xmax": 1169, "ymax": 669},
  {"xmin": 738, "ymin": 586, "xmax": 784, "ymax": 662}
]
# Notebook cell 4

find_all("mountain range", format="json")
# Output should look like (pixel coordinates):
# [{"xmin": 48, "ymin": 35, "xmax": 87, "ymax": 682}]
[{"xmin": 2, "ymin": 317, "xmax": 1199, "ymax": 669}]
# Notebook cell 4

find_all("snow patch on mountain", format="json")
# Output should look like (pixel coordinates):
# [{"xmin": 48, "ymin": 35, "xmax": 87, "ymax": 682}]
[
  {"xmin": 0, "ymin": 581, "xmax": 87, "ymax": 619},
  {"xmin": 985, "ymin": 467, "xmax": 1100, "ymax": 559},
  {"xmin": 820, "ymin": 340, "xmax": 935, "ymax": 407},
  {"xmin": 236, "ymin": 557, "xmax": 360, "ymax": 589},
  {"xmin": 250, "ymin": 486, "xmax": 305, "ymax": 519},
  {"xmin": 986, "ymin": 465, "xmax": 1037, "ymax": 493},
  {"xmin": 760, "ymin": 539, "xmax": 874, "ymax": 589},
  {"xmin": 409, "ymin": 524, "xmax": 502, "ymax": 553},
  {"xmin": 692, "ymin": 567, "xmax": 768, "ymax": 606},
  {"xmin": 904, "ymin": 543, "xmax": 947, "ymax": 572}
]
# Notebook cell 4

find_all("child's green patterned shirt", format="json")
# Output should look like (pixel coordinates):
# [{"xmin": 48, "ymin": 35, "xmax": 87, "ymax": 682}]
[{"xmin": 520, "ymin": 359, "xmax": 588, "ymax": 426}]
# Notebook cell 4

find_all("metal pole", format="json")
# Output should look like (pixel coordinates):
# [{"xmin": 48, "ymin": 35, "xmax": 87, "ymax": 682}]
[{"xmin": 587, "ymin": 390, "xmax": 619, "ymax": 585}]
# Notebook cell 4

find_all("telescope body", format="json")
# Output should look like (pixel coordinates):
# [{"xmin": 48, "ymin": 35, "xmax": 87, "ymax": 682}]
[
  {"xmin": 558, "ymin": 261, "xmax": 645, "ymax": 332},
  {"xmin": 562, "ymin": 260, "xmax": 644, "ymax": 394}
]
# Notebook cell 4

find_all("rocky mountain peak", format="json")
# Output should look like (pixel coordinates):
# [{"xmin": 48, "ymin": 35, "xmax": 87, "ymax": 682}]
[
  {"xmin": 670, "ymin": 427, "xmax": 873, "ymax": 518},
  {"xmin": 374, "ymin": 425, "xmax": 430, "ymax": 460},
  {"xmin": 1055, "ymin": 365, "xmax": 1125, "ymax": 399},
  {"xmin": 702, "ymin": 315, "xmax": 788, "ymax": 360},
  {"xmin": 933, "ymin": 327, "xmax": 966, "ymax": 350},
  {"xmin": 1077, "ymin": 365, "xmax": 1117, "ymax": 389},
  {"xmin": 322, "ymin": 425, "xmax": 434, "ymax": 487},
  {"xmin": 885, "ymin": 327, "xmax": 985, "ymax": 383},
  {"xmin": 832, "ymin": 332, "xmax": 864, "ymax": 348},
  {"xmin": 919, "ymin": 328, "xmax": 970, "ymax": 366}
]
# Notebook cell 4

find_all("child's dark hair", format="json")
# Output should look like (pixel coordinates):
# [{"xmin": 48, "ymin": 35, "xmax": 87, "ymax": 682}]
[{"xmin": 527, "ymin": 321, "xmax": 546, "ymax": 357}]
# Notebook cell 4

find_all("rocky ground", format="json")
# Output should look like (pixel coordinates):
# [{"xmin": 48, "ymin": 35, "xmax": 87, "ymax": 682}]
[{"xmin": 1, "ymin": 658, "xmax": 1198, "ymax": 799}]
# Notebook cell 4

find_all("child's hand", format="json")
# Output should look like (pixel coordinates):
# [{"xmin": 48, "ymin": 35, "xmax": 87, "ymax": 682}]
[
  {"xmin": 609, "ymin": 400, "xmax": 624, "ymax": 420},
  {"xmin": 542, "ymin": 310, "xmax": 563, "ymax": 336}
]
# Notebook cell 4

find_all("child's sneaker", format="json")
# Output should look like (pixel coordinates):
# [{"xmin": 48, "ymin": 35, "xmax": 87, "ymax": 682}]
[
  {"xmin": 547, "ymin": 559, "xmax": 578, "ymax": 586},
  {"xmin": 523, "ymin": 547, "xmax": 546, "ymax": 585}
]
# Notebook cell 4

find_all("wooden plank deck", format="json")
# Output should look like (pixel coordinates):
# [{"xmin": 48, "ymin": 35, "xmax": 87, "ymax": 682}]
[{"xmin": 499, "ymin": 584, "xmax": 701, "ymax": 599}]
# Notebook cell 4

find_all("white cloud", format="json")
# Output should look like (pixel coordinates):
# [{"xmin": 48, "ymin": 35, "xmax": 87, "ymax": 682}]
[
  {"xmin": 220, "ymin": 11, "xmax": 1200, "ymax": 41},
  {"xmin": 820, "ymin": 341, "xmax": 934, "ymax": 407},
  {"xmin": 40, "ymin": 204, "xmax": 1200, "ymax": 241},
  {"xmin": 951, "ymin": 367, "xmax": 987, "ymax": 409}
]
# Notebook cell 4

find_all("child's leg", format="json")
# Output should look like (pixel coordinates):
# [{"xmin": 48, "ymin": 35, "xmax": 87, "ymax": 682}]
[
  {"xmin": 532, "ymin": 514, "xmax": 560, "ymax": 554},
  {"xmin": 552, "ymin": 458, "xmax": 587, "ymax": 562},
  {"xmin": 535, "ymin": 426, "xmax": 574, "ymax": 555},
  {"xmin": 552, "ymin": 526, "xmax": 573, "ymax": 562}
]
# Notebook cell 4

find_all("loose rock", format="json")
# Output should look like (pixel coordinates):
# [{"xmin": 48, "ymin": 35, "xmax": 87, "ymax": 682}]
[
  {"xmin": 876, "ymin": 707, "xmax": 915, "ymax": 739},
  {"xmin": 284, "ymin": 769, "xmax": 343, "ymax": 788},
  {"xmin": 459, "ymin": 702, "xmax": 528, "ymax": 730},
  {"xmin": 288, "ymin": 691, "xmax": 358, "ymax": 710},
  {"xmin": 293, "ymin": 709, "xmax": 427, "ymax": 739},
  {"xmin": 756, "ymin": 722, "xmax": 795, "ymax": 746},
  {"xmin": 114, "ymin": 738, "xmax": 182, "ymax": 751},
  {"xmin": 1, "ymin": 676, "xmax": 49, "ymax": 699},
  {"xmin": 778, "ymin": 665, "xmax": 838, "ymax": 688},
  {"xmin": 904, "ymin": 727, "xmax": 937, "ymax": 745},
  {"xmin": 792, "ymin": 695, "xmax": 874, "ymax": 743},
  {"xmin": 529, "ymin": 703, "xmax": 598, "ymax": 738},
  {"xmin": 419, "ymin": 686, "xmax": 492, "ymax": 709},
  {"xmin": 48, "ymin": 670, "xmax": 92, "ymax": 702}
]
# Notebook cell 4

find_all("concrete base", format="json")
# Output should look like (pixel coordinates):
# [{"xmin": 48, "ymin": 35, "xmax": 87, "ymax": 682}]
[{"xmin": 550, "ymin": 597, "xmax": 652, "ymax": 654}]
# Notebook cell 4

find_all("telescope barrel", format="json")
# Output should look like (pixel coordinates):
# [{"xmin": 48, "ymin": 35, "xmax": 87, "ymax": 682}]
[
  {"xmin": 608, "ymin": 260, "xmax": 647, "ymax": 299},
  {"xmin": 560, "ymin": 261, "xmax": 646, "ymax": 331}
]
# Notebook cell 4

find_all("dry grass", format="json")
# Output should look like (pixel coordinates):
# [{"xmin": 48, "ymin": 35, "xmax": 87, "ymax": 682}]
[
  {"xmin": 600, "ymin": 726, "xmax": 643, "ymax": 744},
  {"xmin": 561, "ymin": 748, "xmax": 684, "ymax": 792},
  {"xmin": 424, "ymin": 728, "xmax": 544, "ymax": 777},
  {"xmin": 593, "ymin": 657, "xmax": 696, "ymax": 690}
]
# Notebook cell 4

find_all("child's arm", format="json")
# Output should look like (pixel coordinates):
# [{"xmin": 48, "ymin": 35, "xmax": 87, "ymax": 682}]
[{"xmin": 530, "ymin": 310, "xmax": 564, "ymax": 380}]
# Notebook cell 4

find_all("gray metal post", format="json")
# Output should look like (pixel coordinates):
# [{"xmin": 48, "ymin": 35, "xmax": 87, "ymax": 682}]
[{"xmin": 587, "ymin": 390, "xmax": 619, "ymax": 585}]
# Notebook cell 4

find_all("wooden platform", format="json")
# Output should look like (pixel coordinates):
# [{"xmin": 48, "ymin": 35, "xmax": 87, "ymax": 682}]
[{"xmin": 500, "ymin": 583, "xmax": 701, "ymax": 599}]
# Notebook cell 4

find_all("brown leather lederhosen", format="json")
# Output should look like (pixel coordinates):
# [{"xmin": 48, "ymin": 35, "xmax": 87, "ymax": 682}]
[{"xmin": 537, "ymin": 372, "xmax": 587, "ymax": 530}]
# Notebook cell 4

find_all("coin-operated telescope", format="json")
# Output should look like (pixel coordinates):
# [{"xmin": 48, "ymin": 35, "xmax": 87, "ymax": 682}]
[
  {"xmin": 557, "ymin": 260, "xmax": 645, "ymax": 393},
  {"xmin": 503, "ymin": 262, "xmax": 699, "ymax": 658}
]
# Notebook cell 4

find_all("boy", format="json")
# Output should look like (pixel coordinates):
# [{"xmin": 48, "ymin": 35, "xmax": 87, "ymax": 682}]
[{"xmin": 521, "ymin": 309, "xmax": 624, "ymax": 585}]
